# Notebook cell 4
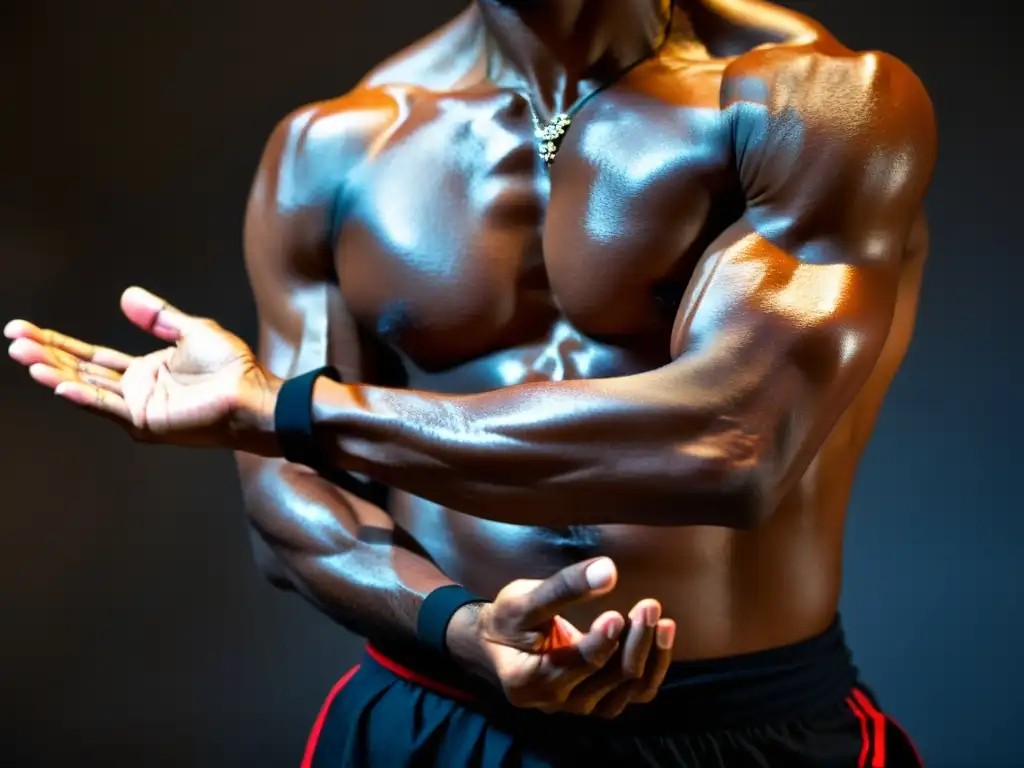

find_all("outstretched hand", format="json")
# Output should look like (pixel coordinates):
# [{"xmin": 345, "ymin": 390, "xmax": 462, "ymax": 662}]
[
  {"xmin": 9, "ymin": 293, "xmax": 678, "ymax": 718},
  {"xmin": 5, "ymin": 287, "xmax": 278, "ymax": 452},
  {"xmin": 449, "ymin": 557, "xmax": 676, "ymax": 719}
]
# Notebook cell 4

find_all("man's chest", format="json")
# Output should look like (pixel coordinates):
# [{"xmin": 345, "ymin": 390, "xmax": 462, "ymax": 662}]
[{"xmin": 334, "ymin": 87, "xmax": 739, "ymax": 370}]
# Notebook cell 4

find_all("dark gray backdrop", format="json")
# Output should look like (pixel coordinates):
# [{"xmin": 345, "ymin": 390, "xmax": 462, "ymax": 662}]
[{"xmin": 1, "ymin": 2, "xmax": 1019, "ymax": 766}]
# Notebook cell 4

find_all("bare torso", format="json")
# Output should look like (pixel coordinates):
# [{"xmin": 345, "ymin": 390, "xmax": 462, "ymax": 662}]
[{"xmin": 314, "ymin": 3, "xmax": 926, "ymax": 659}]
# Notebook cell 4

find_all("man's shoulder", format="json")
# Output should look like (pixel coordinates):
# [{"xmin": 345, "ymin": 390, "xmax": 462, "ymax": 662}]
[
  {"xmin": 720, "ymin": 42, "xmax": 933, "ymax": 136},
  {"xmin": 256, "ymin": 7, "xmax": 481, "ymax": 215},
  {"xmin": 257, "ymin": 87, "xmax": 406, "ymax": 207},
  {"xmin": 272, "ymin": 88, "xmax": 401, "ymax": 166},
  {"xmin": 717, "ymin": 42, "xmax": 936, "ymax": 261}
]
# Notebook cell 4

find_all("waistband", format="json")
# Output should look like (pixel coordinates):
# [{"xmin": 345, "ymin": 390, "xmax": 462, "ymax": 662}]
[{"xmin": 366, "ymin": 615, "xmax": 859, "ymax": 733}]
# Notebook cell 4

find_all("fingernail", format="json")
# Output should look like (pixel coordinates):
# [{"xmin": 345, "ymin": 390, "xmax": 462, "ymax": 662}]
[
  {"xmin": 606, "ymin": 616, "xmax": 624, "ymax": 640},
  {"xmin": 645, "ymin": 605, "xmax": 659, "ymax": 628},
  {"xmin": 585, "ymin": 558, "xmax": 615, "ymax": 590},
  {"xmin": 656, "ymin": 623, "xmax": 675, "ymax": 650}
]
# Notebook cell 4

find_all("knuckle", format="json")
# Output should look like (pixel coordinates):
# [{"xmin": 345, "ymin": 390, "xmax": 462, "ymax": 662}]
[
  {"xmin": 555, "ymin": 568, "xmax": 584, "ymax": 600},
  {"xmin": 535, "ymin": 571, "xmax": 572, "ymax": 607}
]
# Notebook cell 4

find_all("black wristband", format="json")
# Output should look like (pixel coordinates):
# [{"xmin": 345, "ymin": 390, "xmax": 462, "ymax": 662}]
[
  {"xmin": 274, "ymin": 367, "xmax": 383, "ymax": 502},
  {"xmin": 273, "ymin": 365, "xmax": 341, "ymax": 469},
  {"xmin": 418, "ymin": 585, "xmax": 488, "ymax": 657}
]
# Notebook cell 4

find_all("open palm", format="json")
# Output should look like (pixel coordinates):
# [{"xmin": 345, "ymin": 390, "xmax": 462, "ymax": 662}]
[{"xmin": 6, "ymin": 286, "xmax": 274, "ymax": 450}]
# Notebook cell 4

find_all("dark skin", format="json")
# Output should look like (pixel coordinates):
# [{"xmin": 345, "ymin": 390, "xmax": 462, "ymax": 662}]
[{"xmin": 6, "ymin": 0, "xmax": 935, "ymax": 717}]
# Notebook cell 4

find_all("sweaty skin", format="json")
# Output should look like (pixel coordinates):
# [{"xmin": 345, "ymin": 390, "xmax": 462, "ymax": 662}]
[{"xmin": 241, "ymin": 0, "xmax": 935, "ymax": 660}]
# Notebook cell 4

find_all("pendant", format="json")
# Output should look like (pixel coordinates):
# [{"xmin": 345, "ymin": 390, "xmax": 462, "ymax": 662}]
[{"xmin": 534, "ymin": 113, "xmax": 572, "ymax": 166}]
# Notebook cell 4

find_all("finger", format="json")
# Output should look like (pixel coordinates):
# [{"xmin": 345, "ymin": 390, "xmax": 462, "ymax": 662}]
[
  {"xmin": 572, "ymin": 611, "xmax": 625, "ymax": 668},
  {"xmin": 512, "ymin": 557, "xmax": 618, "ymax": 630},
  {"xmin": 533, "ymin": 611, "xmax": 624, "ymax": 713},
  {"xmin": 554, "ymin": 601, "xmax": 659, "ymax": 715},
  {"xmin": 119, "ymin": 349, "xmax": 171, "ymax": 429},
  {"xmin": 619, "ymin": 600, "xmax": 660, "ymax": 680},
  {"xmin": 53, "ymin": 378, "xmax": 133, "ymax": 423},
  {"xmin": 588, "ymin": 677, "xmax": 637, "ymax": 719},
  {"xmin": 4, "ymin": 320, "xmax": 135, "ymax": 371},
  {"xmin": 120, "ymin": 286, "xmax": 201, "ymax": 342},
  {"xmin": 629, "ymin": 619, "xmax": 676, "ymax": 705},
  {"xmin": 540, "ymin": 611, "xmax": 623, "ymax": 671},
  {"xmin": 28, "ymin": 361, "xmax": 122, "ymax": 396},
  {"xmin": 8, "ymin": 338, "xmax": 124, "ymax": 383}
]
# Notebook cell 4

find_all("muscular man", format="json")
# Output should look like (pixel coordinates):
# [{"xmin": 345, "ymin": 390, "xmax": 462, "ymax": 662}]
[{"xmin": 7, "ymin": 0, "xmax": 935, "ymax": 765}]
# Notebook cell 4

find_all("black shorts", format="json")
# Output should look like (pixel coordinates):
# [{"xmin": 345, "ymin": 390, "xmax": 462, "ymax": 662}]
[{"xmin": 302, "ymin": 617, "xmax": 923, "ymax": 767}]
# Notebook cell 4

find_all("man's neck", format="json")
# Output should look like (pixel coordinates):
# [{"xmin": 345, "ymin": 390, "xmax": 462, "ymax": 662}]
[{"xmin": 478, "ymin": 0, "xmax": 671, "ymax": 117}]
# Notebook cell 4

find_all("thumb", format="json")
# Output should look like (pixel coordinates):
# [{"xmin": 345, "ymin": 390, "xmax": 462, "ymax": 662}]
[
  {"xmin": 120, "ymin": 286, "xmax": 201, "ymax": 343},
  {"xmin": 510, "ymin": 557, "xmax": 618, "ymax": 630}
]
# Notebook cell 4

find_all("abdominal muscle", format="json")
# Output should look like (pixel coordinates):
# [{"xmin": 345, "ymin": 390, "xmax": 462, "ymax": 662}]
[{"xmin": 392, "ymin": 490, "xmax": 847, "ymax": 661}]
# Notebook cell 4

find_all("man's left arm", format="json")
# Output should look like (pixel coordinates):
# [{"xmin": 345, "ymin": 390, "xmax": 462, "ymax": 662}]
[{"xmin": 304, "ymin": 50, "xmax": 937, "ymax": 527}]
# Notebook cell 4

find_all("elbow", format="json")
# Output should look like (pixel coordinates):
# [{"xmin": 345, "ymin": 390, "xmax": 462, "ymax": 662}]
[
  {"xmin": 717, "ymin": 464, "xmax": 773, "ymax": 530},
  {"xmin": 243, "ymin": 499, "xmax": 297, "ymax": 591},
  {"xmin": 236, "ymin": 458, "xmax": 298, "ymax": 590},
  {"xmin": 664, "ymin": 449, "xmax": 773, "ymax": 529},
  {"xmin": 681, "ymin": 424, "xmax": 777, "ymax": 529},
  {"xmin": 250, "ymin": 536, "xmax": 297, "ymax": 591}
]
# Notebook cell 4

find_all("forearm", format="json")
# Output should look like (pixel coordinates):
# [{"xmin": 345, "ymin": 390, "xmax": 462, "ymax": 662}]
[
  {"xmin": 307, "ymin": 368, "xmax": 764, "ymax": 528},
  {"xmin": 236, "ymin": 453, "xmax": 456, "ymax": 643}
]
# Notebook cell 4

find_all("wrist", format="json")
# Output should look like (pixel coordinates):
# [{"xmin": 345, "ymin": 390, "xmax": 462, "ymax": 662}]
[
  {"xmin": 309, "ymin": 374, "xmax": 359, "ymax": 428},
  {"xmin": 445, "ymin": 602, "xmax": 498, "ymax": 684},
  {"xmin": 230, "ymin": 366, "xmax": 283, "ymax": 456}
]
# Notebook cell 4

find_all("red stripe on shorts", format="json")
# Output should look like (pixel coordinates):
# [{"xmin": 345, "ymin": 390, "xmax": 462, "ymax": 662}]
[
  {"xmin": 300, "ymin": 664, "xmax": 361, "ymax": 768},
  {"xmin": 366, "ymin": 643, "xmax": 475, "ymax": 702}
]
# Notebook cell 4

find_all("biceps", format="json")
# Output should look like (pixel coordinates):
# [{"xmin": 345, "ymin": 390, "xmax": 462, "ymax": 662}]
[
  {"xmin": 666, "ymin": 219, "xmax": 898, "ymax": 469},
  {"xmin": 672, "ymin": 218, "xmax": 894, "ymax": 369}
]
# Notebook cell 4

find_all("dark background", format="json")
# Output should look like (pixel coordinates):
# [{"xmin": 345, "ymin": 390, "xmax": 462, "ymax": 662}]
[{"xmin": 1, "ymin": 1, "xmax": 1019, "ymax": 765}]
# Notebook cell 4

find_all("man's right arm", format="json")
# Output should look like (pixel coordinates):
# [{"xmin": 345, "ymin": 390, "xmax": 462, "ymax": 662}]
[{"xmin": 234, "ymin": 95, "xmax": 455, "ymax": 641}]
